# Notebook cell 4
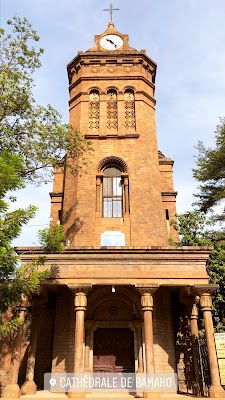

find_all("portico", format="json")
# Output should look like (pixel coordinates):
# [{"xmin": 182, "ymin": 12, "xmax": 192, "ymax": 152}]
[{"xmin": 2, "ymin": 245, "xmax": 223, "ymax": 398}]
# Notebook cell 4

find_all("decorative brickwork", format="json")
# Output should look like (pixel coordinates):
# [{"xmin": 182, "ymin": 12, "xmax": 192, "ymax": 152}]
[
  {"xmin": 89, "ymin": 90, "xmax": 99, "ymax": 130},
  {"xmin": 107, "ymin": 90, "xmax": 117, "ymax": 130},
  {"xmin": 125, "ymin": 89, "xmax": 136, "ymax": 129}
]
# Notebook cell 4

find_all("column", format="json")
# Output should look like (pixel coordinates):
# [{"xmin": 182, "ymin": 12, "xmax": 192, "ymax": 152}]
[
  {"xmin": 123, "ymin": 175, "xmax": 129, "ymax": 214},
  {"xmin": 200, "ymin": 292, "xmax": 225, "ymax": 398},
  {"xmin": 21, "ymin": 296, "xmax": 43, "ymax": 395},
  {"xmin": 96, "ymin": 174, "xmax": 103, "ymax": 214},
  {"xmin": 141, "ymin": 291, "xmax": 154, "ymax": 374},
  {"xmin": 68, "ymin": 287, "xmax": 89, "ymax": 399},
  {"xmin": 133, "ymin": 321, "xmax": 144, "ymax": 372},
  {"xmin": 139, "ymin": 287, "xmax": 158, "ymax": 399},
  {"xmin": 3, "ymin": 305, "xmax": 27, "ymax": 398},
  {"xmin": 121, "ymin": 172, "xmax": 129, "ymax": 214},
  {"xmin": 187, "ymin": 296, "xmax": 202, "ymax": 396}
]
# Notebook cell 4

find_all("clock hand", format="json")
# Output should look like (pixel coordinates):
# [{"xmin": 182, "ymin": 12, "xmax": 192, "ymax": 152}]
[{"xmin": 106, "ymin": 38, "xmax": 117, "ymax": 48}]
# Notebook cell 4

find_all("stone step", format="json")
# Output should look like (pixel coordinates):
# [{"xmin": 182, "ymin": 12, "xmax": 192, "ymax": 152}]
[
  {"xmin": 4, "ymin": 392, "xmax": 213, "ymax": 400},
  {"xmin": 6, "ymin": 396, "xmax": 222, "ymax": 400}
]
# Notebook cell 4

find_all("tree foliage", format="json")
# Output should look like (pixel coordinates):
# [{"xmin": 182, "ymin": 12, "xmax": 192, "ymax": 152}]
[
  {"xmin": 0, "ymin": 16, "xmax": 92, "ymax": 184},
  {"xmin": 170, "ymin": 210, "xmax": 225, "ymax": 332},
  {"xmin": 38, "ymin": 225, "xmax": 65, "ymax": 253},
  {"xmin": 0, "ymin": 153, "xmax": 49, "ymax": 338},
  {"xmin": 0, "ymin": 16, "xmax": 92, "ymax": 337},
  {"xmin": 193, "ymin": 117, "xmax": 225, "ymax": 218}
]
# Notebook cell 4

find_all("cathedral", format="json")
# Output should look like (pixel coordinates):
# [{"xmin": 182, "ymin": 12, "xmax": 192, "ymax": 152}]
[{"xmin": 1, "ymin": 9, "xmax": 224, "ymax": 400}]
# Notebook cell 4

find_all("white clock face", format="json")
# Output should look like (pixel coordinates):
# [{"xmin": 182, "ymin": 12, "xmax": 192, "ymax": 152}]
[{"xmin": 100, "ymin": 35, "xmax": 124, "ymax": 50}]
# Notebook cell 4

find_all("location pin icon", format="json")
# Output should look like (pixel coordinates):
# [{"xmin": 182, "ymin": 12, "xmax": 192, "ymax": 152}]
[{"xmin": 49, "ymin": 378, "xmax": 56, "ymax": 387}]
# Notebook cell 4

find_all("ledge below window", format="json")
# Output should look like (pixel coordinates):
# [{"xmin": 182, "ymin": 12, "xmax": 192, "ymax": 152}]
[{"xmin": 85, "ymin": 133, "xmax": 139, "ymax": 139}]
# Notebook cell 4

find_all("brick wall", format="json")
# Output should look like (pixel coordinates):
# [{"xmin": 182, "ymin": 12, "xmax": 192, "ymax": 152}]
[
  {"xmin": 52, "ymin": 286, "xmax": 75, "ymax": 374},
  {"xmin": 34, "ymin": 293, "xmax": 56, "ymax": 389},
  {"xmin": 153, "ymin": 288, "xmax": 176, "ymax": 373}
]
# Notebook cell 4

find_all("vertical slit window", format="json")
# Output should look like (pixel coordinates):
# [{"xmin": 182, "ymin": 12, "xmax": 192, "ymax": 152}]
[
  {"xmin": 125, "ymin": 89, "xmax": 136, "ymax": 129},
  {"xmin": 89, "ymin": 90, "xmax": 100, "ymax": 130},
  {"xmin": 107, "ymin": 89, "xmax": 118, "ymax": 130},
  {"xmin": 166, "ymin": 209, "xmax": 169, "ymax": 221}
]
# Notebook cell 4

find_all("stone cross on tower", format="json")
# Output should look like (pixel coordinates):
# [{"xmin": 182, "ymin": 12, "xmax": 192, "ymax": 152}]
[{"xmin": 103, "ymin": 3, "xmax": 120, "ymax": 21}]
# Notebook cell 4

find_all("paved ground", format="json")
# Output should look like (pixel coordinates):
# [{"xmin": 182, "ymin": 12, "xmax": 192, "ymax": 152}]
[{"xmin": 18, "ymin": 390, "xmax": 210, "ymax": 399}]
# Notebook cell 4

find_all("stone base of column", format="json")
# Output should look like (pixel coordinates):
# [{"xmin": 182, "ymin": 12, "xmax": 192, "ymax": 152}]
[
  {"xmin": 2, "ymin": 383, "xmax": 21, "ymax": 398},
  {"xmin": 21, "ymin": 380, "xmax": 37, "ymax": 395},
  {"xmin": 208, "ymin": 384, "xmax": 225, "ymax": 398},
  {"xmin": 67, "ymin": 392, "xmax": 86, "ymax": 398}
]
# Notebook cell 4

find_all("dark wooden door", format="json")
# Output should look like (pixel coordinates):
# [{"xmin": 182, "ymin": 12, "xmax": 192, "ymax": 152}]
[{"xmin": 93, "ymin": 328, "xmax": 135, "ymax": 373}]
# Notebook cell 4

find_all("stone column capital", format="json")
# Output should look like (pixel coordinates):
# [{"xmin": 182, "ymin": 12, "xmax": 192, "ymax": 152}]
[
  {"xmin": 68, "ymin": 285, "xmax": 91, "ymax": 312},
  {"xmin": 200, "ymin": 293, "xmax": 213, "ymax": 311},
  {"xmin": 184, "ymin": 295, "xmax": 200, "ymax": 319},
  {"xmin": 136, "ymin": 285, "xmax": 158, "ymax": 312},
  {"xmin": 68, "ymin": 285, "xmax": 91, "ymax": 295},
  {"xmin": 141, "ymin": 292, "xmax": 153, "ymax": 311},
  {"xmin": 190, "ymin": 301, "xmax": 199, "ymax": 320},
  {"xmin": 135, "ymin": 284, "xmax": 159, "ymax": 296},
  {"xmin": 74, "ymin": 292, "xmax": 87, "ymax": 312}
]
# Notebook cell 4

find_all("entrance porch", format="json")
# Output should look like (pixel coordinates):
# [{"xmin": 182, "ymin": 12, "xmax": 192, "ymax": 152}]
[{"xmin": 1, "ymin": 246, "xmax": 225, "ymax": 398}]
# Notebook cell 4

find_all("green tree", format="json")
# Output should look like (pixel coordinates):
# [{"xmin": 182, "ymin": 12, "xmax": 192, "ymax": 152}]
[
  {"xmin": 170, "ymin": 210, "xmax": 225, "ymax": 332},
  {"xmin": 193, "ymin": 117, "xmax": 225, "ymax": 220},
  {"xmin": 0, "ymin": 16, "xmax": 92, "ymax": 337},
  {"xmin": 0, "ymin": 153, "xmax": 49, "ymax": 337},
  {"xmin": 38, "ymin": 225, "xmax": 65, "ymax": 254},
  {"xmin": 0, "ymin": 16, "xmax": 92, "ymax": 183}
]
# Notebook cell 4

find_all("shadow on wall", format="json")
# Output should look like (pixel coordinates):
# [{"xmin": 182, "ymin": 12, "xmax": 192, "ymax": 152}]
[{"xmin": 62, "ymin": 201, "xmax": 84, "ymax": 244}]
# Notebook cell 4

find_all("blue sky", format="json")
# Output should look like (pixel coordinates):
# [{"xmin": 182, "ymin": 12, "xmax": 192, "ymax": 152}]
[{"xmin": 2, "ymin": 0, "xmax": 225, "ymax": 245}]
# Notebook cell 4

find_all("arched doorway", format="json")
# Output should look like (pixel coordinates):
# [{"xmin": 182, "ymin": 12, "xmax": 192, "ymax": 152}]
[
  {"xmin": 93, "ymin": 328, "xmax": 135, "ymax": 372},
  {"xmin": 85, "ymin": 286, "xmax": 142, "ymax": 374}
]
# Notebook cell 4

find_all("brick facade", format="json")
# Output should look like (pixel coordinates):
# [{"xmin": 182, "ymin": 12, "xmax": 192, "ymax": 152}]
[{"xmin": 1, "ymin": 21, "xmax": 220, "ymax": 400}]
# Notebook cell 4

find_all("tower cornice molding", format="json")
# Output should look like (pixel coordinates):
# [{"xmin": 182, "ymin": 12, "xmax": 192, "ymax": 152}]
[
  {"xmin": 69, "ymin": 76, "xmax": 155, "ymax": 100},
  {"xmin": 67, "ymin": 52, "xmax": 157, "ymax": 83}
]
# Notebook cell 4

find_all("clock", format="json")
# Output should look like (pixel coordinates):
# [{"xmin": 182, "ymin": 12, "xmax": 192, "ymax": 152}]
[{"xmin": 100, "ymin": 35, "xmax": 124, "ymax": 50}]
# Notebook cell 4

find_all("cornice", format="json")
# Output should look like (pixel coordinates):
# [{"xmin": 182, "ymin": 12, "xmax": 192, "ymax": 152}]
[
  {"xmin": 161, "ymin": 192, "xmax": 178, "ymax": 197},
  {"xmin": 49, "ymin": 192, "xmax": 64, "ymax": 199},
  {"xmin": 15, "ymin": 246, "xmax": 212, "ymax": 256},
  {"xmin": 159, "ymin": 159, "xmax": 174, "ymax": 166},
  {"xmin": 84, "ymin": 134, "xmax": 139, "ymax": 140},
  {"xmin": 69, "ymin": 75, "xmax": 155, "ymax": 93},
  {"xmin": 67, "ymin": 52, "xmax": 157, "ymax": 74}
]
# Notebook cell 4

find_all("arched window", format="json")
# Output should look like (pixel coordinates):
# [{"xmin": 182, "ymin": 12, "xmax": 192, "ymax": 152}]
[
  {"xmin": 96, "ymin": 157, "xmax": 130, "ymax": 218},
  {"xmin": 102, "ymin": 167, "xmax": 122, "ymax": 217},
  {"xmin": 124, "ymin": 89, "xmax": 136, "ymax": 129},
  {"xmin": 89, "ymin": 89, "xmax": 100, "ymax": 130},
  {"xmin": 107, "ymin": 89, "xmax": 118, "ymax": 130}
]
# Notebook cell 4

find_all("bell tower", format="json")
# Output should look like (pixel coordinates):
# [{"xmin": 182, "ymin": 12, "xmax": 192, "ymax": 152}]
[
  {"xmin": 50, "ymin": 20, "xmax": 177, "ymax": 246},
  {"xmin": 11, "ymin": 13, "xmax": 219, "ymax": 399}
]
